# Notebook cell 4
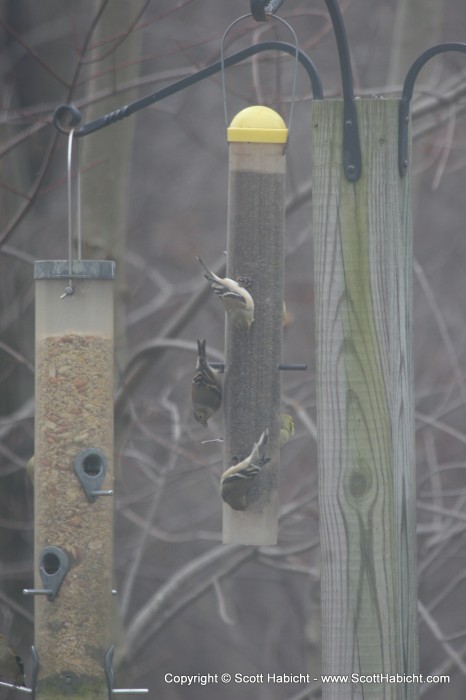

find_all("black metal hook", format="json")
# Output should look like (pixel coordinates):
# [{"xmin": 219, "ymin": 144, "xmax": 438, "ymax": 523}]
[
  {"xmin": 322, "ymin": 0, "xmax": 361, "ymax": 181},
  {"xmin": 251, "ymin": 0, "xmax": 285, "ymax": 21},
  {"xmin": 54, "ymin": 42, "xmax": 322, "ymax": 138},
  {"xmin": 250, "ymin": 0, "xmax": 361, "ymax": 180},
  {"xmin": 398, "ymin": 42, "xmax": 466, "ymax": 176}
]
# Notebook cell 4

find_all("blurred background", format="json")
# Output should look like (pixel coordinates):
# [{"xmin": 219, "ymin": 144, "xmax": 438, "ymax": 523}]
[{"xmin": 1, "ymin": 0, "xmax": 466, "ymax": 697}]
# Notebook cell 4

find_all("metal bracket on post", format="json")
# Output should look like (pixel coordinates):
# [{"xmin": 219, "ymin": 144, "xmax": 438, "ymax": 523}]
[
  {"xmin": 249, "ymin": 0, "xmax": 362, "ymax": 180},
  {"xmin": 105, "ymin": 646, "xmax": 148, "ymax": 697},
  {"xmin": 398, "ymin": 42, "xmax": 466, "ymax": 176},
  {"xmin": 23, "ymin": 546, "xmax": 69, "ymax": 601},
  {"xmin": 323, "ymin": 0, "xmax": 361, "ymax": 181}
]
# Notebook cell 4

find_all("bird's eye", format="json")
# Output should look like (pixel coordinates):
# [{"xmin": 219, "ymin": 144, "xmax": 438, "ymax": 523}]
[{"xmin": 237, "ymin": 276, "xmax": 252, "ymax": 289}]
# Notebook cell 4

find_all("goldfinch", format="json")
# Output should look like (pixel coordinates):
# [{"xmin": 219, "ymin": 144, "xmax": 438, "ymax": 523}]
[
  {"xmin": 192, "ymin": 339, "xmax": 222, "ymax": 428},
  {"xmin": 0, "ymin": 634, "xmax": 25, "ymax": 686},
  {"xmin": 279, "ymin": 413, "xmax": 295, "ymax": 447},
  {"xmin": 221, "ymin": 429, "xmax": 269, "ymax": 511},
  {"xmin": 197, "ymin": 256, "xmax": 254, "ymax": 330}
]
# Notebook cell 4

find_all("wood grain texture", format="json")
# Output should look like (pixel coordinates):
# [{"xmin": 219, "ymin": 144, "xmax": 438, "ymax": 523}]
[
  {"xmin": 222, "ymin": 142, "xmax": 285, "ymax": 545},
  {"xmin": 312, "ymin": 99, "xmax": 418, "ymax": 699}
]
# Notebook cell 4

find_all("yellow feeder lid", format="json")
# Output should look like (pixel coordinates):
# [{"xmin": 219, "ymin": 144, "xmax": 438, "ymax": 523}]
[{"xmin": 227, "ymin": 106, "xmax": 288, "ymax": 143}]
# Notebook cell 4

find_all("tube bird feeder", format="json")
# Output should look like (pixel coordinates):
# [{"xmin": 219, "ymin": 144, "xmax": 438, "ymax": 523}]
[
  {"xmin": 222, "ymin": 106, "xmax": 287, "ymax": 545},
  {"xmin": 33, "ymin": 260, "xmax": 114, "ymax": 699}
]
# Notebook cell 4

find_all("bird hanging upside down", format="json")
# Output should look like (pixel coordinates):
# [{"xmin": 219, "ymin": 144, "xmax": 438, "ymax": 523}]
[
  {"xmin": 221, "ymin": 429, "xmax": 270, "ymax": 511},
  {"xmin": 192, "ymin": 339, "xmax": 222, "ymax": 428},
  {"xmin": 197, "ymin": 256, "xmax": 254, "ymax": 330}
]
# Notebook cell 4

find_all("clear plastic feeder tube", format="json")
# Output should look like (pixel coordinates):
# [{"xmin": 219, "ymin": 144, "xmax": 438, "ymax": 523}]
[{"xmin": 34, "ymin": 260, "xmax": 114, "ymax": 698}]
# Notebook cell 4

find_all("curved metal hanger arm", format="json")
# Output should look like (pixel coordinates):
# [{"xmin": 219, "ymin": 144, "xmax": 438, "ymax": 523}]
[
  {"xmin": 399, "ymin": 42, "xmax": 466, "ymax": 176},
  {"xmin": 54, "ymin": 41, "xmax": 322, "ymax": 137}
]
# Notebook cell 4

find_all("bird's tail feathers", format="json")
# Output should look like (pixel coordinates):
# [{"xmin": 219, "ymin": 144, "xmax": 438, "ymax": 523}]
[
  {"xmin": 196, "ymin": 338, "xmax": 207, "ymax": 361},
  {"xmin": 249, "ymin": 428, "xmax": 269, "ymax": 463},
  {"xmin": 196, "ymin": 255, "xmax": 218, "ymax": 283}
]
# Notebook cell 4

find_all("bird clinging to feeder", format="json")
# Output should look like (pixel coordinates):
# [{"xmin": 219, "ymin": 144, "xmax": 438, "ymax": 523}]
[
  {"xmin": 279, "ymin": 413, "xmax": 295, "ymax": 447},
  {"xmin": 191, "ymin": 339, "xmax": 222, "ymax": 428},
  {"xmin": 196, "ymin": 256, "xmax": 254, "ymax": 330},
  {"xmin": 221, "ymin": 429, "xmax": 270, "ymax": 511}
]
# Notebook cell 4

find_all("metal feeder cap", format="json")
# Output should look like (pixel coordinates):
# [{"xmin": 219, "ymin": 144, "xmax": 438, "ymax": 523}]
[{"xmin": 227, "ymin": 106, "xmax": 288, "ymax": 143}]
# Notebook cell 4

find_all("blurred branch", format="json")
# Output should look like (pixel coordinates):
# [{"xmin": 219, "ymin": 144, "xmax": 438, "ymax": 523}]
[
  {"xmin": 418, "ymin": 600, "xmax": 466, "ymax": 675},
  {"xmin": 416, "ymin": 410, "xmax": 466, "ymax": 446},
  {"xmin": 0, "ymin": 1, "xmax": 110, "ymax": 245},
  {"xmin": 414, "ymin": 258, "xmax": 466, "ymax": 405},
  {"xmin": 126, "ymin": 492, "xmax": 314, "ymax": 653},
  {"xmin": 0, "ymin": 341, "xmax": 34, "ymax": 374},
  {"xmin": 0, "ymin": 18, "xmax": 69, "ymax": 87},
  {"xmin": 0, "ymin": 397, "xmax": 34, "ymax": 438},
  {"xmin": 126, "ymin": 542, "xmax": 254, "ymax": 653}
]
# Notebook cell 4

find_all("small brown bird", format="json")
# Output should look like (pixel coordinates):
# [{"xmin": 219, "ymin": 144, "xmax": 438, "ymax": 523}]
[
  {"xmin": 221, "ymin": 429, "xmax": 270, "ymax": 511},
  {"xmin": 197, "ymin": 256, "xmax": 254, "ymax": 330},
  {"xmin": 279, "ymin": 413, "xmax": 295, "ymax": 448},
  {"xmin": 191, "ymin": 339, "xmax": 222, "ymax": 428},
  {"xmin": 0, "ymin": 634, "xmax": 25, "ymax": 686}
]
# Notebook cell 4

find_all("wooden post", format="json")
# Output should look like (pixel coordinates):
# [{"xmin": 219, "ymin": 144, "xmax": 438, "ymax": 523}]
[
  {"xmin": 222, "ymin": 107, "xmax": 287, "ymax": 545},
  {"xmin": 34, "ymin": 261, "xmax": 114, "ymax": 699},
  {"xmin": 312, "ymin": 100, "xmax": 418, "ymax": 698}
]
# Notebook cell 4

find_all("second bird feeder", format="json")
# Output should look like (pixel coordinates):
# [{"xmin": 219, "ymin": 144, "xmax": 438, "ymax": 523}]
[{"xmin": 33, "ymin": 260, "xmax": 114, "ymax": 698}]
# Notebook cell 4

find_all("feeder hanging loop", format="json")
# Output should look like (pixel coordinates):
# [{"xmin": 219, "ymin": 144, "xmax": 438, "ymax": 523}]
[
  {"xmin": 220, "ymin": 12, "xmax": 300, "ymax": 148},
  {"xmin": 53, "ymin": 104, "xmax": 82, "ymax": 134},
  {"xmin": 398, "ymin": 41, "xmax": 466, "ymax": 176}
]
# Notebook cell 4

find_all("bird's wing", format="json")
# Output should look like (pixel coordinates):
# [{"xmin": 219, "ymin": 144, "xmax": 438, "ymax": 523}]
[{"xmin": 223, "ymin": 464, "xmax": 261, "ymax": 482}]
